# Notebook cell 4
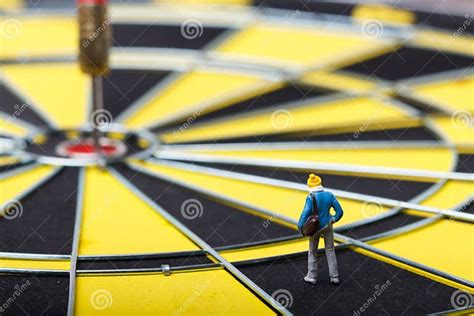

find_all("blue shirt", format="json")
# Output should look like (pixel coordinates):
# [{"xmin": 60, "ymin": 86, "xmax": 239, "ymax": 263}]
[{"xmin": 297, "ymin": 190, "xmax": 344, "ymax": 230}]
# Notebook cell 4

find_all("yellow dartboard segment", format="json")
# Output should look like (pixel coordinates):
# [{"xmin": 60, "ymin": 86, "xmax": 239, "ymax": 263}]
[
  {"xmin": 412, "ymin": 76, "xmax": 474, "ymax": 114},
  {"xmin": 161, "ymin": 96, "xmax": 418, "ymax": 143},
  {"xmin": 370, "ymin": 219, "xmax": 474, "ymax": 282},
  {"xmin": 0, "ymin": 16, "xmax": 77, "ymax": 60},
  {"xmin": 423, "ymin": 180, "xmax": 473, "ymax": 209},
  {"xmin": 371, "ymin": 178, "xmax": 474, "ymax": 282},
  {"xmin": 0, "ymin": 258, "xmax": 70, "ymax": 271},
  {"xmin": 0, "ymin": 115, "xmax": 29, "ymax": 137},
  {"xmin": 413, "ymin": 30, "xmax": 474, "ymax": 57},
  {"xmin": 430, "ymin": 116, "xmax": 474, "ymax": 152},
  {"xmin": 78, "ymin": 167, "xmax": 199, "ymax": 256},
  {"xmin": 124, "ymin": 70, "xmax": 270, "ymax": 129},
  {"xmin": 182, "ymin": 147, "xmax": 453, "ymax": 172},
  {"xmin": 131, "ymin": 160, "xmax": 392, "ymax": 227},
  {"xmin": 352, "ymin": 4, "xmax": 416, "ymax": 25},
  {"xmin": 301, "ymin": 71, "xmax": 380, "ymax": 92},
  {"xmin": 216, "ymin": 23, "xmax": 393, "ymax": 68},
  {"xmin": 0, "ymin": 165, "xmax": 57, "ymax": 212},
  {"xmin": 2, "ymin": 63, "xmax": 89, "ymax": 129},
  {"xmin": 75, "ymin": 269, "xmax": 275, "ymax": 315},
  {"xmin": 404, "ymin": 180, "xmax": 474, "ymax": 217},
  {"xmin": 0, "ymin": 0, "xmax": 23, "ymax": 11},
  {"xmin": 0, "ymin": 156, "xmax": 20, "ymax": 166}
]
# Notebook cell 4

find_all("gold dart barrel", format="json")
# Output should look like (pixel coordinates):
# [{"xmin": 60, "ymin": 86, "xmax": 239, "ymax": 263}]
[{"xmin": 78, "ymin": 0, "xmax": 111, "ymax": 76}]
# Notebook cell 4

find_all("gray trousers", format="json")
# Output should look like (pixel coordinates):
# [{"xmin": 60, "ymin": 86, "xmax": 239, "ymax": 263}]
[{"xmin": 307, "ymin": 222, "xmax": 339, "ymax": 280}]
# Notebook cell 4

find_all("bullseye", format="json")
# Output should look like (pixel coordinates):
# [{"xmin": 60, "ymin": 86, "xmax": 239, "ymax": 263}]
[
  {"xmin": 18, "ymin": 127, "xmax": 158, "ymax": 166},
  {"xmin": 56, "ymin": 137, "xmax": 127, "ymax": 159},
  {"xmin": 64, "ymin": 141, "xmax": 118, "ymax": 156}
]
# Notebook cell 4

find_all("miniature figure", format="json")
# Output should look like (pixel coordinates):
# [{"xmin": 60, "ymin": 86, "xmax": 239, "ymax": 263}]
[{"xmin": 298, "ymin": 174, "xmax": 344, "ymax": 285}]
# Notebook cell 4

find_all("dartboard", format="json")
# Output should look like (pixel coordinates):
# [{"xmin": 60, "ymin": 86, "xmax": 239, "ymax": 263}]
[{"xmin": 0, "ymin": 1, "xmax": 473, "ymax": 315}]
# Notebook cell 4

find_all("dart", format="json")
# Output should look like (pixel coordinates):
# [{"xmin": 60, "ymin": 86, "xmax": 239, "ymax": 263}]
[{"xmin": 77, "ymin": 0, "xmax": 111, "ymax": 158}]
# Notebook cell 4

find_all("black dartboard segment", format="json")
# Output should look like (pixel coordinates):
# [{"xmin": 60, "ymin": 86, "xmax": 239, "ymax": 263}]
[
  {"xmin": 156, "ymin": 83, "xmax": 334, "ymax": 133},
  {"xmin": 457, "ymin": 154, "xmax": 473, "ymax": 173},
  {"xmin": 252, "ymin": 0, "xmax": 356, "ymax": 18},
  {"xmin": 337, "ymin": 212, "xmax": 425, "ymax": 239},
  {"xmin": 0, "ymin": 84, "xmax": 49, "ymax": 127},
  {"xmin": 0, "ymin": 167, "xmax": 78, "ymax": 254},
  {"xmin": 173, "ymin": 126, "xmax": 441, "ymax": 144},
  {"xmin": 77, "ymin": 253, "xmax": 212, "ymax": 271},
  {"xmin": 238, "ymin": 250, "xmax": 460, "ymax": 315},
  {"xmin": 393, "ymin": 95, "xmax": 445, "ymax": 114},
  {"xmin": 112, "ymin": 24, "xmax": 229, "ymax": 50},
  {"xmin": 342, "ymin": 46, "xmax": 474, "ymax": 81},
  {"xmin": 102, "ymin": 69, "xmax": 171, "ymax": 119},
  {"xmin": 189, "ymin": 84, "xmax": 334, "ymax": 124},
  {"xmin": 0, "ymin": 275, "xmax": 68, "ymax": 315},
  {"xmin": 252, "ymin": 0, "xmax": 474, "ymax": 34}
]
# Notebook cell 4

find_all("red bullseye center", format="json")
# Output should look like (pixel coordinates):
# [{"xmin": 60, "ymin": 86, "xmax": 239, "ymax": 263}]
[
  {"xmin": 56, "ymin": 138, "xmax": 127, "ymax": 159},
  {"xmin": 65, "ymin": 142, "xmax": 118, "ymax": 155}
]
